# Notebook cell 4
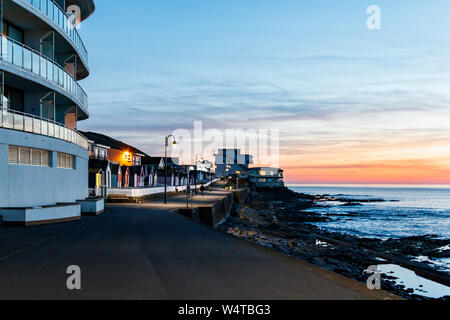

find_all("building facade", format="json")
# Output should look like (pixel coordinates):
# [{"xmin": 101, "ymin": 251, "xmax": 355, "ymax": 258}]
[
  {"xmin": 81, "ymin": 131, "xmax": 149, "ymax": 192},
  {"xmin": 82, "ymin": 131, "xmax": 147, "ymax": 167},
  {"xmin": 248, "ymin": 167, "xmax": 284, "ymax": 188},
  {"xmin": 0, "ymin": 0, "xmax": 95, "ymax": 225},
  {"xmin": 83, "ymin": 131, "xmax": 212, "ymax": 197},
  {"xmin": 215, "ymin": 149, "xmax": 253, "ymax": 178},
  {"xmin": 196, "ymin": 158, "xmax": 213, "ymax": 182},
  {"xmin": 196, "ymin": 158, "xmax": 212, "ymax": 174}
]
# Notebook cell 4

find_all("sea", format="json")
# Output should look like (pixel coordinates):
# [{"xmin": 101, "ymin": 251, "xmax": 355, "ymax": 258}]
[
  {"xmin": 288, "ymin": 185, "xmax": 450, "ymax": 240},
  {"xmin": 288, "ymin": 185, "xmax": 450, "ymax": 298}
]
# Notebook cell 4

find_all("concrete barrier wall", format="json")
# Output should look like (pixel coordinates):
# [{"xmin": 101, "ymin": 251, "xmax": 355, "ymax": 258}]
[
  {"xmin": 180, "ymin": 187, "xmax": 248, "ymax": 229},
  {"xmin": 197, "ymin": 192, "xmax": 234, "ymax": 228},
  {"xmin": 0, "ymin": 204, "xmax": 81, "ymax": 226},
  {"xmin": 233, "ymin": 188, "xmax": 249, "ymax": 204},
  {"xmin": 77, "ymin": 198, "xmax": 105, "ymax": 215}
]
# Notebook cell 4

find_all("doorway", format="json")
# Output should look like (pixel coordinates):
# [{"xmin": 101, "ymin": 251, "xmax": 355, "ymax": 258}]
[{"xmin": 40, "ymin": 91, "xmax": 55, "ymax": 121}]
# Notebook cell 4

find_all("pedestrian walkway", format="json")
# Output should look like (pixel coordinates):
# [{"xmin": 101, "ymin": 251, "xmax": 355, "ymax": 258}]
[
  {"xmin": 0, "ymin": 188, "xmax": 400, "ymax": 299},
  {"xmin": 143, "ymin": 182, "xmax": 235, "ymax": 211}
]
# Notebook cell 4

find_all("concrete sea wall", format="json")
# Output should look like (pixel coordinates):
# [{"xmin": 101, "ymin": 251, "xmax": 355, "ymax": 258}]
[{"xmin": 179, "ymin": 188, "xmax": 248, "ymax": 228}]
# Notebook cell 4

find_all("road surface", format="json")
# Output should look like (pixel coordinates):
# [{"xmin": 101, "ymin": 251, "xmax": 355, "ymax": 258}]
[{"xmin": 0, "ymin": 204, "xmax": 398, "ymax": 300}]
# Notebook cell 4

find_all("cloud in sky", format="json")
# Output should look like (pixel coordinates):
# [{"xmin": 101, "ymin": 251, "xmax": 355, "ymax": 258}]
[{"xmin": 79, "ymin": 0, "xmax": 450, "ymax": 184}]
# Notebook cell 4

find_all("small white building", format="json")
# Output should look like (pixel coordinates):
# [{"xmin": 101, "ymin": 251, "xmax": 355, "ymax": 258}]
[
  {"xmin": 248, "ymin": 167, "xmax": 285, "ymax": 188},
  {"xmin": 196, "ymin": 158, "xmax": 213, "ymax": 173}
]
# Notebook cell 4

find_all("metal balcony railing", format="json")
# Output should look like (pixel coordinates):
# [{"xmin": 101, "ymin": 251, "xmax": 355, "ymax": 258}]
[
  {"xmin": 0, "ymin": 107, "xmax": 89, "ymax": 150},
  {"xmin": 20, "ymin": 0, "xmax": 89, "ymax": 66},
  {"xmin": 0, "ymin": 34, "xmax": 88, "ymax": 112}
]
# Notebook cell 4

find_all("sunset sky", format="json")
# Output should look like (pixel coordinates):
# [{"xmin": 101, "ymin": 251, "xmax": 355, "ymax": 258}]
[{"xmin": 78, "ymin": 0, "xmax": 450, "ymax": 184}]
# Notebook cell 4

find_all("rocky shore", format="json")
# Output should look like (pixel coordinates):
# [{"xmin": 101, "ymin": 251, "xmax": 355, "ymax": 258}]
[{"xmin": 218, "ymin": 187, "xmax": 450, "ymax": 300}]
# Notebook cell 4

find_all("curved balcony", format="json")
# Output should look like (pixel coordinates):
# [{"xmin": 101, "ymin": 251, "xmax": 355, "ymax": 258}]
[
  {"xmin": 16, "ymin": 0, "xmax": 89, "ymax": 70},
  {"xmin": 0, "ymin": 107, "xmax": 89, "ymax": 150},
  {"xmin": 0, "ymin": 34, "xmax": 88, "ymax": 116}
]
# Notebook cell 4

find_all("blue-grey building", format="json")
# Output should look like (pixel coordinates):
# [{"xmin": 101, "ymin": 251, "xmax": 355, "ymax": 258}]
[
  {"xmin": 0, "ymin": 0, "xmax": 95, "ymax": 225},
  {"xmin": 214, "ymin": 149, "xmax": 253, "ymax": 178}
]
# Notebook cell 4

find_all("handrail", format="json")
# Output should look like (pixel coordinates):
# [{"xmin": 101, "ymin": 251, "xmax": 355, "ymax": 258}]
[
  {"xmin": 0, "ymin": 34, "xmax": 88, "ymax": 112},
  {"xmin": 20, "ymin": 0, "xmax": 89, "ymax": 66},
  {"xmin": 0, "ymin": 107, "xmax": 89, "ymax": 150}
]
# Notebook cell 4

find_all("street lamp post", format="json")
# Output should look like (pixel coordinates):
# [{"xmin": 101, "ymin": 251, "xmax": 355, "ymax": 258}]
[
  {"xmin": 194, "ymin": 166, "xmax": 197, "ymax": 195},
  {"xmin": 164, "ymin": 135, "xmax": 177, "ymax": 204}
]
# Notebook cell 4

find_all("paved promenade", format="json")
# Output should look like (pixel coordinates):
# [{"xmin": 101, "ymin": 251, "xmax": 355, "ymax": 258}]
[
  {"xmin": 0, "ymin": 189, "xmax": 399, "ymax": 300},
  {"xmin": 143, "ymin": 183, "xmax": 234, "ymax": 211}
]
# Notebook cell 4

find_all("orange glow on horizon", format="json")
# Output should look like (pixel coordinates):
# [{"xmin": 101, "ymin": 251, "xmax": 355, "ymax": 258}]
[{"xmin": 282, "ymin": 159, "xmax": 450, "ymax": 185}]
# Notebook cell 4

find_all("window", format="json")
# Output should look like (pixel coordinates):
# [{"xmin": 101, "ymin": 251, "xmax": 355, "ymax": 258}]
[
  {"xmin": 8, "ymin": 146, "xmax": 18, "ymax": 163},
  {"xmin": 123, "ymin": 152, "xmax": 132, "ymax": 164},
  {"xmin": 31, "ymin": 149, "xmax": 42, "ymax": 166},
  {"xmin": 57, "ymin": 152, "xmax": 75, "ymax": 169},
  {"xmin": 133, "ymin": 156, "xmax": 141, "ymax": 166},
  {"xmin": 3, "ymin": 21, "xmax": 24, "ymax": 43},
  {"xmin": 19, "ymin": 147, "xmax": 30, "ymax": 165},
  {"xmin": 9, "ymin": 25, "xmax": 23, "ymax": 43},
  {"xmin": 8, "ymin": 146, "xmax": 50, "ymax": 167},
  {"xmin": 2, "ymin": 85, "xmax": 25, "ymax": 111}
]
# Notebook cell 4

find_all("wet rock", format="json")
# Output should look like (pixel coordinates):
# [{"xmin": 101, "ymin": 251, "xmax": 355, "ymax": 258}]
[
  {"xmin": 334, "ymin": 198, "xmax": 388, "ymax": 203},
  {"xmin": 342, "ymin": 202, "xmax": 362, "ymax": 206}
]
